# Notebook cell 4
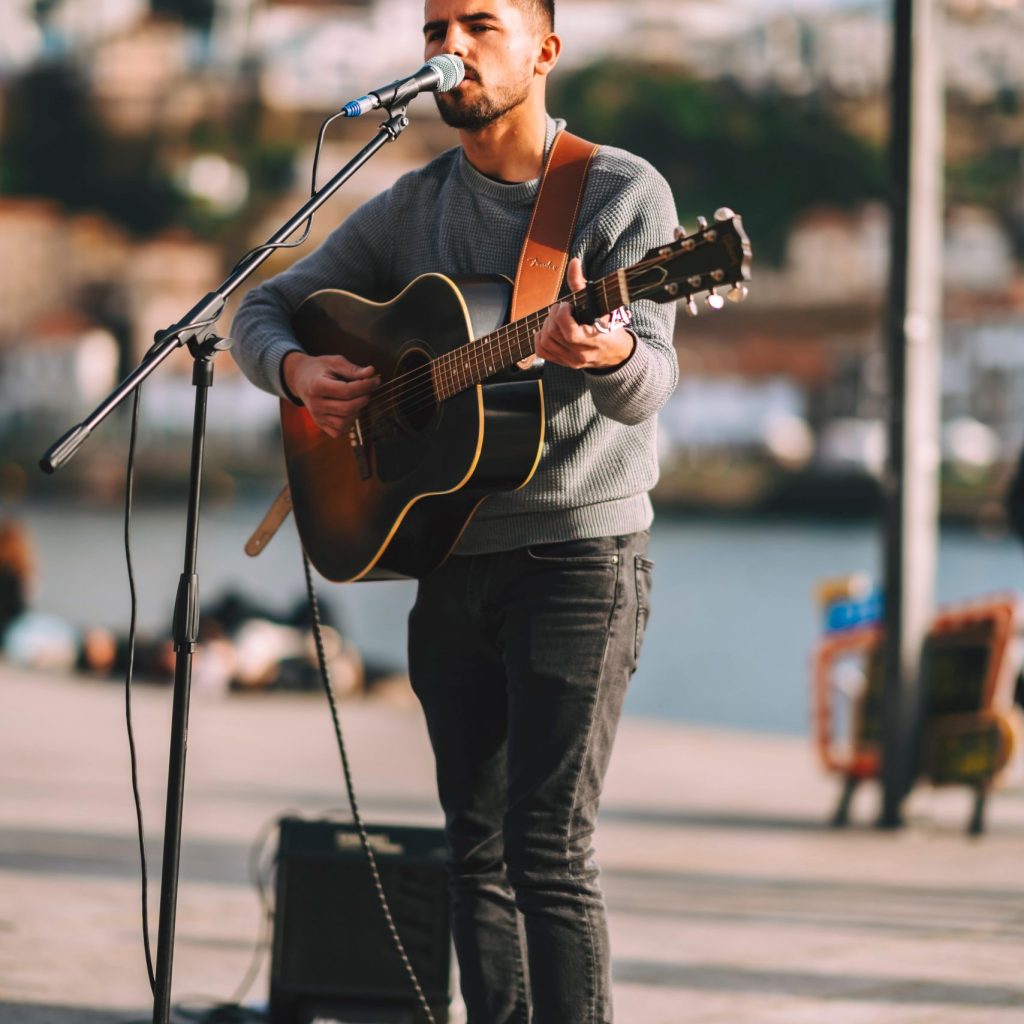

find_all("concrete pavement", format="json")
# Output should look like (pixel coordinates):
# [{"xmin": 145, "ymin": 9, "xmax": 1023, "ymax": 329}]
[{"xmin": 2, "ymin": 666, "xmax": 1024, "ymax": 1023}]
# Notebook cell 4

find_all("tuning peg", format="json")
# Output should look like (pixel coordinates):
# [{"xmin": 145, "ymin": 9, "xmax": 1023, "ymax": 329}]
[
  {"xmin": 705, "ymin": 289, "xmax": 725, "ymax": 311},
  {"xmin": 684, "ymin": 297, "xmax": 699, "ymax": 317},
  {"xmin": 727, "ymin": 284, "xmax": 749, "ymax": 303},
  {"xmin": 696, "ymin": 216, "xmax": 708, "ymax": 231},
  {"xmin": 673, "ymin": 225, "xmax": 687, "ymax": 240},
  {"xmin": 714, "ymin": 207, "xmax": 735, "ymax": 222}
]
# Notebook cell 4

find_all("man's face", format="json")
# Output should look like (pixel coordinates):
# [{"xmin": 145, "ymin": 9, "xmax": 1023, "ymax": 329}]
[{"xmin": 422, "ymin": 0, "xmax": 545, "ymax": 131}]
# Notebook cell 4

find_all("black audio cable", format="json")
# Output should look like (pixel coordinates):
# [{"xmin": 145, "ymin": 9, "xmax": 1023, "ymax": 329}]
[{"xmin": 302, "ymin": 551, "xmax": 439, "ymax": 1024}]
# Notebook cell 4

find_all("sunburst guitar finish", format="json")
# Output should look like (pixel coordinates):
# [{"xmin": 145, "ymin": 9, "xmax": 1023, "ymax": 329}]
[{"xmin": 281, "ymin": 274, "xmax": 543, "ymax": 581}]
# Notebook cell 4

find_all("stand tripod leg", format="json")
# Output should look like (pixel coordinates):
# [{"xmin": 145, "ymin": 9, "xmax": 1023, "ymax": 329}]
[
  {"xmin": 831, "ymin": 775, "xmax": 859, "ymax": 827},
  {"xmin": 968, "ymin": 786, "xmax": 987, "ymax": 837}
]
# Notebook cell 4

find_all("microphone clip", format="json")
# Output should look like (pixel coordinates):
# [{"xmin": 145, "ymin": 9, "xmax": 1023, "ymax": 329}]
[{"xmin": 381, "ymin": 107, "xmax": 411, "ymax": 141}]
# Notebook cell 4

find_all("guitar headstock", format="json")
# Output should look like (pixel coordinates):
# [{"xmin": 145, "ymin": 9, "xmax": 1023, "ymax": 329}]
[{"xmin": 629, "ymin": 209, "xmax": 752, "ymax": 315}]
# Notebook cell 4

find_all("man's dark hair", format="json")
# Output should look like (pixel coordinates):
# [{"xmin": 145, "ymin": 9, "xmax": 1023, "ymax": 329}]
[{"xmin": 518, "ymin": 0, "xmax": 554, "ymax": 31}]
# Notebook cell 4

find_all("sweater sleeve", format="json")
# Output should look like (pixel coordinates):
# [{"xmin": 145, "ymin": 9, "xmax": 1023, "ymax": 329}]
[
  {"xmin": 230, "ymin": 189, "xmax": 394, "ymax": 400},
  {"xmin": 582, "ymin": 164, "xmax": 679, "ymax": 426}
]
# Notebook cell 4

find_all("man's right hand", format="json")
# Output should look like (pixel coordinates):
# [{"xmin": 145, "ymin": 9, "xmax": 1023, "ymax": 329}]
[{"xmin": 282, "ymin": 351, "xmax": 380, "ymax": 439}]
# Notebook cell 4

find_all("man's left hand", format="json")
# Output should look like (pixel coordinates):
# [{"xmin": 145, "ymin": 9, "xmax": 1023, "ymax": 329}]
[{"xmin": 532, "ymin": 258, "xmax": 635, "ymax": 371}]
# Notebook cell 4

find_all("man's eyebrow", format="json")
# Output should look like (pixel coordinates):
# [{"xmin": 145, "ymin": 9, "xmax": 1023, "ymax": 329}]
[{"xmin": 423, "ymin": 11, "xmax": 499, "ymax": 34}]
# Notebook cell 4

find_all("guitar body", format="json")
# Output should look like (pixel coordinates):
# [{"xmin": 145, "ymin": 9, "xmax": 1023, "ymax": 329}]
[{"xmin": 281, "ymin": 273, "xmax": 544, "ymax": 582}]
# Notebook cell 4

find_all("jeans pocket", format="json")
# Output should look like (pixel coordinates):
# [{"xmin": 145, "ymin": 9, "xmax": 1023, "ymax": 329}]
[
  {"xmin": 634, "ymin": 555, "xmax": 654, "ymax": 661},
  {"xmin": 524, "ymin": 536, "xmax": 620, "ymax": 566}
]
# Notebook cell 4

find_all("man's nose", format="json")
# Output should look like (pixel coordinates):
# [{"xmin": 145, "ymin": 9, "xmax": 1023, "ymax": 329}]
[{"xmin": 440, "ymin": 26, "xmax": 468, "ymax": 58}]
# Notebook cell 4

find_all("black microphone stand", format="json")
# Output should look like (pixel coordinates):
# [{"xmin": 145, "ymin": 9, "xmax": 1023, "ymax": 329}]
[{"xmin": 40, "ymin": 105, "xmax": 412, "ymax": 1024}]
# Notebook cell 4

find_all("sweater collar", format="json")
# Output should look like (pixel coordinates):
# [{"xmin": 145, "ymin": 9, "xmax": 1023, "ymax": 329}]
[{"xmin": 457, "ymin": 116, "xmax": 566, "ymax": 205}]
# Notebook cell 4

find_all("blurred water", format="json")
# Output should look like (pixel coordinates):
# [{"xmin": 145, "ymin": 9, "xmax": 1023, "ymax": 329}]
[{"xmin": 16, "ymin": 498, "xmax": 1023, "ymax": 735}]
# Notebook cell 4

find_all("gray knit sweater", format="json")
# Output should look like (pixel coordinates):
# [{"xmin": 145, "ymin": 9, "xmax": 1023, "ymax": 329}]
[{"xmin": 231, "ymin": 117, "xmax": 679, "ymax": 554}]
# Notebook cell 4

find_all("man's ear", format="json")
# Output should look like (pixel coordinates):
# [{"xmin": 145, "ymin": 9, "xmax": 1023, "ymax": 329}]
[{"xmin": 535, "ymin": 31, "xmax": 561, "ymax": 77}]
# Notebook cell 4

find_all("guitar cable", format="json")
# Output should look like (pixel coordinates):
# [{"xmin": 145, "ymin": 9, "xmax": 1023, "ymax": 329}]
[
  {"xmin": 120, "ymin": 803, "xmax": 282, "ymax": 1024},
  {"xmin": 123, "ymin": 384, "xmax": 157, "ymax": 996},
  {"xmin": 301, "ymin": 550, "xmax": 440, "ymax": 1024},
  {"xmin": 226, "ymin": 108, "xmax": 350, "ymax": 275}
]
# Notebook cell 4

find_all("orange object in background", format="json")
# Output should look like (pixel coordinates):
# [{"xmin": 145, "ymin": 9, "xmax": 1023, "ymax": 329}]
[{"xmin": 812, "ymin": 593, "xmax": 1023, "ymax": 790}]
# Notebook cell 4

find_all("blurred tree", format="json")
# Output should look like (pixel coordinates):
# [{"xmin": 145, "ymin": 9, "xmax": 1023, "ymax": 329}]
[
  {"xmin": 551, "ymin": 64, "xmax": 886, "ymax": 265},
  {"xmin": 32, "ymin": 0, "xmax": 61, "ymax": 22},
  {"xmin": 150, "ymin": 0, "xmax": 215, "ymax": 32},
  {"xmin": 946, "ymin": 94, "xmax": 1024, "ymax": 260},
  {"xmin": 0, "ymin": 62, "xmax": 183, "ymax": 235}
]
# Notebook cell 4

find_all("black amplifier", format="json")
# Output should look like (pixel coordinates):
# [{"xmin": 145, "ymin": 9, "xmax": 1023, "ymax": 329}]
[{"xmin": 271, "ymin": 818, "xmax": 453, "ymax": 1024}]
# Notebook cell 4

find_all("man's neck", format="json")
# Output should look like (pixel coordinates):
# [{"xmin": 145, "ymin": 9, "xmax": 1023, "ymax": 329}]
[{"xmin": 458, "ymin": 100, "xmax": 549, "ymax": 183}]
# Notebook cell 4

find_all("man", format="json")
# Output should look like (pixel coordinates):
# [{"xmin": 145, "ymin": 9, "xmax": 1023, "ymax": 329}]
[{"xmin": 232, "ymin": 1, "xmax": 678, "ymax": 1020}]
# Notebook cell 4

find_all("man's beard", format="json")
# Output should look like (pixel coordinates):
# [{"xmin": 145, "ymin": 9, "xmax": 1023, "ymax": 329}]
[{"xmin": 434, "ymin": 73, "xmax": 531, "ymax": 132}]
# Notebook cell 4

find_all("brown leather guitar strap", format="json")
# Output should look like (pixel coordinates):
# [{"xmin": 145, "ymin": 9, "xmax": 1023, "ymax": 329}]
[{"xmin": 510, "ymin": 130, "xmax": 600, "ymax": 338}]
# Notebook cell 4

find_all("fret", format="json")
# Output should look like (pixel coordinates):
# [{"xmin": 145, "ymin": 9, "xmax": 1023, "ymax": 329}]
[
  {"xmin": 424, "ymin": 272, "xmax": 627, "ymax": 402},
  {"xmin": 616, "ymin": 268, "xmax": 629, "ymax": 307},
  {"xmin": 445, "ymin": 351, "xmax": 455, "ymax": 396},
  {"xmin": 443, "ymin": 349, "xmax": 456, "ymax": 401},
  {"xmin": 432, "ymin": 350, "xmax": 449, "ymax": 402},
  {"xmin": 603, "ymin": 275, "xmax": 616, "ymax": 314},
  {"xmin": 430, "ymin": 356, "xmax": 441, "ymax": 401}
]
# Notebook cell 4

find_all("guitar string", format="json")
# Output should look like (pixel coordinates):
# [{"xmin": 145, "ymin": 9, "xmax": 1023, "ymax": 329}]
[
  {"xmin": 351, "ymin": 233, "xmax": 702, "ymax": 411},
  {"xmin": 427, "ymin": 273, "xmax": 617, "ymax": 401},
  {"xmin": 363, "ymin": 272, "xmax": 613, "ymax": 412},
  {"xmin": 361, "ymin": 271, "xmax": 620, "ymax": 424},
  {"xmin": 338, "ymin": 232, "xmax": 735, "ymax": 446},
  {"xmin": 353, "ymin": 271, "xmax": 648, "ymax": 447},
  {"xmin": 365, "ymin": 280, "xmax": 684, "ymax": 448},
  {"xmin": 355, "ymin": 275, "xmax": 622, "ymax": 445},
  {"xmin": 361, "ymin": 225, "xmax": 736, "ymax": 414},
  {"xmin": 354, "ymin": 303, "xmax": 555, "ymax": 447},
  {"xmin": 346, "ymin": 231, "xmax": 723, "ymax": 420},
  {"xmin": 344, "ymin": 285, "xmax": 597, "ymax": 446}
]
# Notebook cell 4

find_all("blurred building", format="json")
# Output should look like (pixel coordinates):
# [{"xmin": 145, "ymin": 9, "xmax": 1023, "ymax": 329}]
[
  {"xmin": 944, "ymin": 313, "xmax": 1024, "ymax": 452},
  {"xmin": 702, "ymin": 2, "xmax": 1024, "ymax": 100},
  {"xmin": 89, "ymin": 16, "xmax": 193, "ymax": 132},
  {"xmin": 750, "ymin": 202, "xmax": 1017, "ymax": 308},
  {"xmin": 0, "ymin": 311, "xmax": 119, "ymax": 431},
  {"xmin": 0, "ymin": 199, "xmax": 232, "ymax": 434},
  {"xmin": 126, "ymin": 231, "xmax": 225, "ymax": 366},
  {"xmin": 0, "ymin": 199, "xmax": 68, "ymax": 337}
]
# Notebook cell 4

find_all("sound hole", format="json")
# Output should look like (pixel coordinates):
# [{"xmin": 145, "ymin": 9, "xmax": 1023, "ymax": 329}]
[
  {"xmin": 372, "ymin": 345, "xmax": 437, "ymax": 485},
  {"xmin": 392, "ymin": 347, "xmax": 437, "ymax": 432}
]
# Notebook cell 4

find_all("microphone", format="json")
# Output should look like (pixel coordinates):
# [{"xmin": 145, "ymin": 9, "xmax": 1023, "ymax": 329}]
[{"xmin": 341, "ymin": 55, "xmax": 465, "ymax": 117}]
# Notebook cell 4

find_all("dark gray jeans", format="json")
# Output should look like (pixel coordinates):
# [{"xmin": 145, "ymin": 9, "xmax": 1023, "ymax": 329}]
[{"xmin": 407, "ymin": 531, "xmax": 653, "ymax": 1024}]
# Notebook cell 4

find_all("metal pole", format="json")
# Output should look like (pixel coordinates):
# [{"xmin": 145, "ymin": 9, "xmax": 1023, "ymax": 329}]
[
  {"xmin": 153, "ymin": 350, "xmax": 214, "ymax": 1024},
  {"xmin": 880, "ymin": 0, "xmax": 944, "ymax": 827}
]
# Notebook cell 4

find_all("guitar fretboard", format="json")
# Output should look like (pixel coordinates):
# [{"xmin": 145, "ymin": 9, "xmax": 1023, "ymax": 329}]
[{"xmin": 430, "ymin": 272, "xmax": 629, "ymax": 402}]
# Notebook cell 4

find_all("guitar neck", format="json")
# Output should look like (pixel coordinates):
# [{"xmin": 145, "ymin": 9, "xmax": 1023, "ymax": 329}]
[
  {"xmin": 426, "ymin": 212, "xmax": 752, "ymax": 401},
  {"xmin": 431, "ymin": 269, "xmax": 628, "ymax": 401}
]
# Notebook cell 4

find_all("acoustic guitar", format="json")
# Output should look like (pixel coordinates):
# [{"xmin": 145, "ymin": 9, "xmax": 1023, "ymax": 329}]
[{"xmin": 281, "ymin": 209, "xmax": 751, "ymax": 582}]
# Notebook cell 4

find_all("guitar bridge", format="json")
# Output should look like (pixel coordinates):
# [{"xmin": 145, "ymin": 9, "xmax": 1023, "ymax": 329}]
[{"xmin": 349, "ymin": 416, "xmax": 371, "ymax": 480}]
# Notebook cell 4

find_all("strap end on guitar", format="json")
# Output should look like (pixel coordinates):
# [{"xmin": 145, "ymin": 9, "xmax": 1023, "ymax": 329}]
[{"xmin": 245, "ymin": 484, "xmax": 293, "ymax": 557}]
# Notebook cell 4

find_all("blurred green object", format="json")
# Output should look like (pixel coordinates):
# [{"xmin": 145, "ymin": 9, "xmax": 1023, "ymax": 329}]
[
  {"xmin": 0, "ymin": 62, "xmax": 183, "ymax": 235},
  {"xmin": 552, "ymin": 63, "xmax": 887, "ymax": 265}
]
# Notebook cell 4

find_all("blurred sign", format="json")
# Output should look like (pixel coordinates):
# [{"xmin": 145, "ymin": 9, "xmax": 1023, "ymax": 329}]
[{"xmin": 812, "ymin": 592, "xmax": 1022, "ymax": 789}]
